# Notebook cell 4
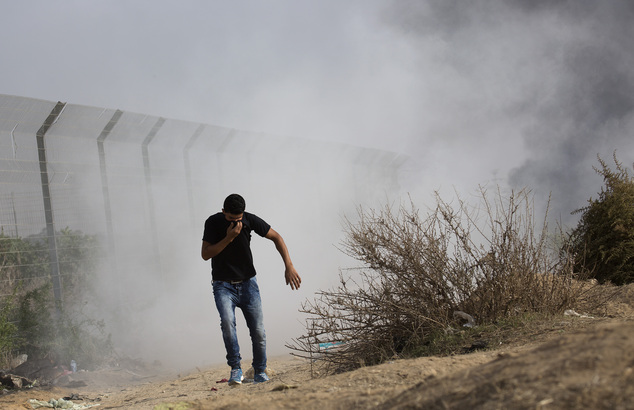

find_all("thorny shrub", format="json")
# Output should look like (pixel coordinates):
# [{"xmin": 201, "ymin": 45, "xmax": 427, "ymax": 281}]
[{"xmin": 287, "ymin": 187, "xmax": 607, "ymax": 373}]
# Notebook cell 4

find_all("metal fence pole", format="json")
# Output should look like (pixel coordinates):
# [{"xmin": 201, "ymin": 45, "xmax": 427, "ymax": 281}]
[
  {"xmin": 11, "ymin": 192, "xmax": 19, "ymax": 237},
  {"xmin": 36, "ymin": 101, "xmax": 66, "ymax": 305},
  {"xmin": 142, "ymin": 117, "xmax": 165, "ymax": 279},
  {"xmin": 97, "ymin": 109, "xmax": 123, "ymax": 303},
  {"xmin": 184, "ymin": 124, "xmax": 205, "ymax": 233}
]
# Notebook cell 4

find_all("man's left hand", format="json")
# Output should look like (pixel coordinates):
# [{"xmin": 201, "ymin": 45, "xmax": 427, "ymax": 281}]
[{"xmin": 285, "ymin": 266, "xmax": 301, "ymax": 290}]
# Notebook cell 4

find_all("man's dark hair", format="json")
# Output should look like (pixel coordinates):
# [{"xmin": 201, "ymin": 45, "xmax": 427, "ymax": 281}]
[{"xmin": 223, "ymin": 193, "xmax": 246, "ymax": 214}]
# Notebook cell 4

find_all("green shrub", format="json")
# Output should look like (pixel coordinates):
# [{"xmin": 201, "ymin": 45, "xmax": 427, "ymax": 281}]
[
  {"xmin": 570, "ymin": 153, "xmax": 634, "ymax": 285},
  {"xmin": 16, "ymin": 282, "xmax": 112, "ymax": 369},
  {"xmin": 16, "ymin": 284, "xmax": 57, "ymax": 360},
  {"xmin": 0, "ymin": 293, "xmax": 21, "ymax": 368},
  {"xmin": 0, "ymin": 231, "xmax": 48, "ymax": 297},
  {"xmin": 0, "ymin": 229, "xmax": 111, "ymax": 369}
]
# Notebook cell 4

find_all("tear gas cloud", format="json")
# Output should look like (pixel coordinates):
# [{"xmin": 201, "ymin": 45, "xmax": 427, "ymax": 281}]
[
  {"xmin": 1, "ymin": 96, "xmax": 402, "ymax": 371},
  {"xmin": 1, "ymin": 1, "xmax": 633, "ymax": 371}
]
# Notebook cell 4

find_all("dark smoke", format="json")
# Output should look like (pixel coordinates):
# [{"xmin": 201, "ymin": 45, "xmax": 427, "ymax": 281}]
[
  {"xmin": 507, "ymin": 2, "xmax": 634, "ymax": 224},
  {"xmin": 381, "ymin": 0, "xmax": 634, "ymax": 226}
]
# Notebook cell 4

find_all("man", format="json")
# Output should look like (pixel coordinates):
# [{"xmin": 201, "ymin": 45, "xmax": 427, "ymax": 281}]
[{"xmin": 201, "ymin": 193, "xmax": 301, "ymax": 385}]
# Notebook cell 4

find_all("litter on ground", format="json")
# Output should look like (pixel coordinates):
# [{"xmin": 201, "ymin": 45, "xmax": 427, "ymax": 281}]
[{"xmin": 28, "ymin": 397, "xmax": 100, "ymax": 409}]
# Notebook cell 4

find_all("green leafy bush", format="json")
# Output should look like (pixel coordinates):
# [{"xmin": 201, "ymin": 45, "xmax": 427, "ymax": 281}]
[
  {"xmin": 0, "ymin": 294, "xmax": 21, "ymax": 367},
  {"xmin": 0, "ymin": 229, "xmax": 111, "ymax": 369},
  {"xmin": 570, "ymin": 153, "xmax": 634, "ymax": 285},
  {"xmin": 16, "ymin": 283, "xmax": 112, "ymax": 370},
  {"xmin": 0, "ymin": 231, "xmax": 48, "ymax": 297}
]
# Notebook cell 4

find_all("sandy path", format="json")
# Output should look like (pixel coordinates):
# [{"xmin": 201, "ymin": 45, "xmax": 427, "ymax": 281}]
[{"xmin": 3, "ymin": 316, "xmax": 633, "ymax": 409}]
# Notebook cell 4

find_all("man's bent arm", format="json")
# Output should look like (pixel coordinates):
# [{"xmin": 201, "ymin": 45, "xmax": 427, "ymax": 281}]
[
  {"xmin": 265, "ymin": 228, "xmax": 302, "ymax": 290},
  {"xmin": 201, "ymin": 239, "xmax": 230, "ymax": 260},
  {"xmin": 201, "ymin": 221, "xmax": 242, "ymax": 260}
]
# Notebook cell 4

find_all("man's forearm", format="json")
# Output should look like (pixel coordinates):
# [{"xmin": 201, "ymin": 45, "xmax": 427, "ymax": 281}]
[
  {"xmin": 201, "ymin": 237, "xmax": 231, "ymax": 260},
  {"xmin": 265, "ymin": 228, "xmax": 301, "ymax": 289},
  {"xmin": 273, "ymin": 236, "xmax": 294, "ymax": 267},
  {"xmin": 273, "ymin": 235, "xmax": 301, "ymax": 289}
]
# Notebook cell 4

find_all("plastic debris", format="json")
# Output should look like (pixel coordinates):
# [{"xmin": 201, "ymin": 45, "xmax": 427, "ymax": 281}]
[
  {"xmin": 564, "ymin": 309, "xmax": 595, "ymax": 319},
  {"xmin": 28, "ymin": 398, "xmax": 100, "ymax": 409},
  {"xmin": 318, "ymin": 341, "xmax": 345, "ymax": 350},
  {"xmin": 453, "ymin": 311, "xmax": 477, "ymax": 328},
  {"xmin": 0, "ymin": 372, "xmax": 32, "ymax": 389}
]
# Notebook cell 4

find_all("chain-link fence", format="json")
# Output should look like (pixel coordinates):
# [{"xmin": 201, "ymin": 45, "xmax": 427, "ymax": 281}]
[{"xmin": 0, "ymin": 94, "xmax": 406, "ymax": 313}]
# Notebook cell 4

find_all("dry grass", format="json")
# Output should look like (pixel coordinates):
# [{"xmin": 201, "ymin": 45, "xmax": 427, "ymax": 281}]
[{"xmin": 287, "ymin": 187, "xmax": 612, "ymax": 373}]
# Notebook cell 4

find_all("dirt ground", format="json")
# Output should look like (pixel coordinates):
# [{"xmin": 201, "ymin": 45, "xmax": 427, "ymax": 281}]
[{"xmin": 2, "ymin": 286, "xmax": 634, "ymax": 409}]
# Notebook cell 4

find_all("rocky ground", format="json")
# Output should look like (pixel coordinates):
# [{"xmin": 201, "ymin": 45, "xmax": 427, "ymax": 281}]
[{"xmin": 2, "ymin": 285, "xmax": 633, "ymax": 409}]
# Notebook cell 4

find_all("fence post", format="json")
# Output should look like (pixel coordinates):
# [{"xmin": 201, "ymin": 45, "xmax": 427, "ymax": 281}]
[
  {"xmin": 184, "ymin": 124, "xmax": 205, "ymax": 233},
  {"xmin": 97, "ymin": 109, "xmax": 123, "ymax": 304},
  {"xmin": 142, "ymin": 117, "xmax": 165, "ymax": 280},
  {"xmin": 11, "ymin": 192, "xmax": 18, "ymax": 237},
  {"xmin": 36, "ymin": 101, "xmax": 66, "ymax": 306}
]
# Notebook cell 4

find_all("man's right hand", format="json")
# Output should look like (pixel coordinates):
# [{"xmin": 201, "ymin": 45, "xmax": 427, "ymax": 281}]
[
  {"xmin": 202, "ymin": 221, "xmax": 243, "ymax": 261},
  {"xmin": 226, "ymin": 221, "xmax": 242, "ymax": 240}
]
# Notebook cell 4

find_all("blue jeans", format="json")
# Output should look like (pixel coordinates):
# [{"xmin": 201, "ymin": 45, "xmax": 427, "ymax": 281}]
[{"xmin": 212, "ymin": 277, "xmax": 267, "ymax": 373}]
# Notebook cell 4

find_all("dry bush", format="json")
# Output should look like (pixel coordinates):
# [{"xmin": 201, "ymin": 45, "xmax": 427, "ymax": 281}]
[{"xmin": 287, "ymin": 187, "xmax": 599, "ymax": 373}]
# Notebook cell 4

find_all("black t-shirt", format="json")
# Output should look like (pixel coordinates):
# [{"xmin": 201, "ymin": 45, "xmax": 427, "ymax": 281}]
[{"xmin": 202, "ymin": 211, "xmax": 271, "ymax": 281}]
